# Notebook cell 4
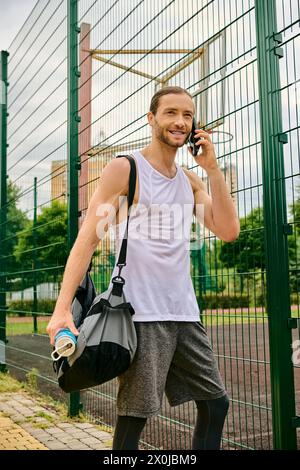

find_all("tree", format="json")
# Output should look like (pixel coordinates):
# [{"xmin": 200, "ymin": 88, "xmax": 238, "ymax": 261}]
[
  {"xmin": 14, "ymin": 201, "xmax": 68, "ymax": 288},
  {"xmin": 220, "ymin": 207, "xmax": 265, "ymax": 266},
  {"xmin": 220, "ymin": 206, "xmax": 297, "ymax": 294},
  {"xmin": 2, "ymin": 181, "xmax": 29, "ymax": 284},
  {"xmin": 289, "ymin": 185, "xmax": 300, "ymax": 293},
  {"xmin": 291, "ymin": 184, "xmax": 300, "ymax": 235}
]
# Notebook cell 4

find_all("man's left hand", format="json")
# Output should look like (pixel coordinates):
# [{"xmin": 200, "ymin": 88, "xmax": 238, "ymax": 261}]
[{"xmin": 188, "ymin": 129, "xmax": 218, "ymax": 174}]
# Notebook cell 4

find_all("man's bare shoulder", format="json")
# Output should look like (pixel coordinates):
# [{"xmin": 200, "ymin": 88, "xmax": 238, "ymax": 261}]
[
  {"xmin": 182, "ymin": 166, "xmax": 205, "ymax": 193},
  {"xmin": 101, "ymin": 157, "xmax": 131, "ymax": 196}
]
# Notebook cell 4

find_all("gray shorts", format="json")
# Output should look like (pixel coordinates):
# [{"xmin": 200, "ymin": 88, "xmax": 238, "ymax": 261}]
[{"xmin": 117, "ymin": 321, "xmax": 226, "ymax": 418}]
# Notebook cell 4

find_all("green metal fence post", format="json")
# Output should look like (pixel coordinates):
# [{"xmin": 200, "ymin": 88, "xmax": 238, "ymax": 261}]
[
  {"xmin": 255, "ymin": 0, "xmax": 297, "ymax": 449},
  {"xmin": 67, "ymin": 0, "xmax": 81, "ymax": 417},
  {"xmin": 0, "ymin": 51, "xmax": 9, "ymax": 373},
  {"xmin": 33, "ymin": 177, "xmax": 38, "ymax": 334}
]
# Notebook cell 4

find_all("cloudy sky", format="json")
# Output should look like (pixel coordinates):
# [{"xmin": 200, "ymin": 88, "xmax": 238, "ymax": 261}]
[
  {"xmin": 0, "ymin": 0, "xmax": 37, "ymax": 51},
  {"xmin": 0, "ymin": 0, "xmax": 297, "ymax": 217}
]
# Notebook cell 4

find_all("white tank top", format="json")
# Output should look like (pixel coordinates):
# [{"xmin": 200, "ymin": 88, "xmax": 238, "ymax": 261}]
[{"xmin": 108, "ymin": 150, "xmax": 200, "ymax": 322}]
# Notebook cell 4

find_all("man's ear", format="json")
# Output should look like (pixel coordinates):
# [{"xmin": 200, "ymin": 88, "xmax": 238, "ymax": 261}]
[{"xmin": 147, "ymin": 111, "xmax": 154, "ymax": 127}]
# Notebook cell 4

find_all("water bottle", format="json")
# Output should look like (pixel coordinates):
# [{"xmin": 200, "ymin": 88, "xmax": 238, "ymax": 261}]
[{"xmin": 51, "ymin": 328, "xmax": 77, "ymax": 361}]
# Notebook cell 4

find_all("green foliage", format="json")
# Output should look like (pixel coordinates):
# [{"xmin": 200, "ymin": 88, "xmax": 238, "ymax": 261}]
[
  {"xmin": 6, "ymin": 320, "xmax": 48, "ymax": 336},
  {"xmin": 25, "ymin": 368, "xmax": 39, "ymax": 390},
  {"xmin": 289, "ymin": 185, "xmax": 300, "ymax": 293},
  {"xmin": 219, "ymin": 206, "xmax": 298, "ymax": 293},
  {"xmin": 190, "ymin": 237, "xmax": 226, "ymax": 294},
  {"xmin": 199, "ymin": 294, "xmax": 250, "ymax": 310},
  {"xmin": 291, "ymin": 184, "xmax": 300, "ymax": 236},
  {"xmin": 7, "ymin": 299, "xmax": 56, "ymax": 317},
  {"xmin": 288, "ymin": 237, "xmax": 299, "ymax": 294},
  {"xmin": 0, "ymin": 371, "xmax": 24, "ymax": 393},
  {"xmin": 219, "ymin": 207, "xmax": 265, "ymax": 273},
  {"xmin": 14, "ymin": 201, "xmax": 68, "ymax": 288},
  {"xmin": 255, "ymin": 292, "xmax": 266, "ymax": 307},
  {"xmin": 3, "ymin": 181, "xmax": 29, "ymax": 279}
]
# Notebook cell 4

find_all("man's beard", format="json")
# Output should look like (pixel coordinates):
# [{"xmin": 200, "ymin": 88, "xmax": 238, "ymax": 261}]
[{"xmin": 154, "ymin": 120, "xmax": 186, "ymax": 148}]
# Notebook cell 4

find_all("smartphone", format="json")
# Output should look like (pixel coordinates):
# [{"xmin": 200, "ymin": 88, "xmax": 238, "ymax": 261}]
[{"xmin": 188, "ymin": 118, "xmax": 200, "ymax": 156}]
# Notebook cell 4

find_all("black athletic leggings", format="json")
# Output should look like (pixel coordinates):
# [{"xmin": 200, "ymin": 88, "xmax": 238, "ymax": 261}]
[{"xmin": 112, "ymin": 394, "xmax": 229, "ymax": 450}]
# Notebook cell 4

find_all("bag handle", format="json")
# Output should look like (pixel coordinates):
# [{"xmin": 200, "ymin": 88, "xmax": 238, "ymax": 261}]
[{"xmin": 111, "ymin": 154, "xmax": 137, "ymax": 296}]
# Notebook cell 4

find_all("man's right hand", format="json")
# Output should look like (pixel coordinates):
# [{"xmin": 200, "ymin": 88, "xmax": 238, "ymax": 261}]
[{"xmin": 46, "ymin": 308, "xmax": 79, "ymax": 346}]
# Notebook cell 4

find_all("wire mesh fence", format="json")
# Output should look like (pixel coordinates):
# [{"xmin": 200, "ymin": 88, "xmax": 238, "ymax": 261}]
[
  {"xmin": 0, "ymin": 0, "xmax": 299, "ymax": 449},
  {"xmin": 1, "ymin": 0, "xmax": 69, "ymax": 407}
]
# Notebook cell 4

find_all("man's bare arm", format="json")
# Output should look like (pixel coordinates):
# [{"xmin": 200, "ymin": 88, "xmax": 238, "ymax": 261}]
[
  {"xmin": 194, "ymin": 168, "xmax": 239, "ymax": 242},
  {"xmin": 46, "ymin": 157, "xmax": 130, "ymax": 344},
  {"xmin": 184, "ymin": 168, "xmax": 239, "ymax": 242}
]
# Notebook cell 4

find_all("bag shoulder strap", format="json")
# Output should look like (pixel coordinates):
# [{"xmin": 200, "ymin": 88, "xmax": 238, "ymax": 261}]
[{"xmin": 112, "ymin": 154, "xmax": 137, "ymax": 296}]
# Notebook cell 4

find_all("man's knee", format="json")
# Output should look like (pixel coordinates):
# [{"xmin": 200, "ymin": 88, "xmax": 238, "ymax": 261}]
[
  {"xmin": 221, "ymin": 393, "xmax": 230, "ymax": 417},
  {"xmin": 195, "ymin": 393, "xmax": 230, "ymax": 417}
]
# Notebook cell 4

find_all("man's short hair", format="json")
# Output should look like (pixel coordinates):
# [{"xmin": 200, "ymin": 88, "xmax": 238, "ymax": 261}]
[{"xmin": 149, "ymin": 86, "xmax": 193, "ymax": 115}]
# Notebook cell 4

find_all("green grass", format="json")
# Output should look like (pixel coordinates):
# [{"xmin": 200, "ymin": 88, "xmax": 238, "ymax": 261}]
[
  {"xmin": 202, "ymin": 306, "xmax": 299, "ymax": 327},
  {"xmin": 202, "ymin": 313, "xmax": 268, "ymax": 327},
  {"xmin": 5, "ymin": 307, "xmax": 299, "ymax": 334},
  {"xmin": 6, "ymin": 320, "xmax": 48, "ymax": 336},
  {"xmin": 0, "ymin": 372, "xmax": 24, "ymax": 393}
]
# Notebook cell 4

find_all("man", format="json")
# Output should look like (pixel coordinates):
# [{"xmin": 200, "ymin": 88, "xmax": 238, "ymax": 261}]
[{"xmin": 47, "ymin": 86, "xmax": 240, "ymax": 450}]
